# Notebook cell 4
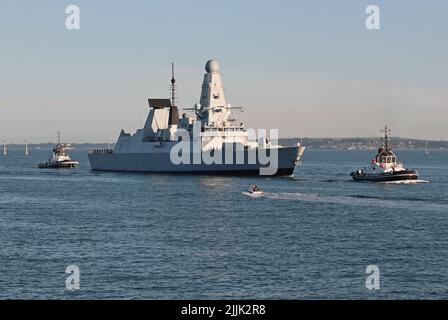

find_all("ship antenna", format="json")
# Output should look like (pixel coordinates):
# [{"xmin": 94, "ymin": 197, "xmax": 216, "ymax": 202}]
[
  {"xmin": 170, "ymin": 62, "xmax": 176, "ymax": 107},
  {"xmin": 57, "ymin": 131, "xmax": 61, "ymax": 145}
]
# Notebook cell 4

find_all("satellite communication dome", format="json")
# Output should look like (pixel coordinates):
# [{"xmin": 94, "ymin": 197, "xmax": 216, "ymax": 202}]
[{"xmin": 205, "ymin": 60, "xmax": 220, "ymax": 74}]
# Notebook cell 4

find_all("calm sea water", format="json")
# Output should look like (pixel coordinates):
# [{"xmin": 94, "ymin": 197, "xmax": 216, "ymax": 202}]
[{"xmin": 0, "ymin": 148, "xmax": 447, "ymax": 299}]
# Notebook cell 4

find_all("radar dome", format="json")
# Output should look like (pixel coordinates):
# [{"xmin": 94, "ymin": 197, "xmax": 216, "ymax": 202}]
[{"xmin": 205, "ymin": 60, "xmax": 220, "ymax": 74}]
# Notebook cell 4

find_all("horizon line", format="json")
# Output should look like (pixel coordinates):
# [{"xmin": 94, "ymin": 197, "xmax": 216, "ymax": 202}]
[{"xmin": 2, "ymin": 136, "xmax": 448, "ymax": 145}]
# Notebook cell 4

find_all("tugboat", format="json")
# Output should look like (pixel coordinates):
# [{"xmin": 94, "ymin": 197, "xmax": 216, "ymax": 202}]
[
  {"xmin": 38, "ymin": 133, "xmax": 78, "ymax": 169},
  {"xmin": 350, "ymin": 126, "xmax": 419, "ymax": 182}
]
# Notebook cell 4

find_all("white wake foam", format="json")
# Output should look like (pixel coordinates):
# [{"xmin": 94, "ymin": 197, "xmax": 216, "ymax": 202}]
[
  {"xmin": 258, "ymin": 192, "xmax": 447, "ymax": 212},
  {"xmin": 242, "ymin": 192, "xmax": 264, "ymax": 198},
  {"xmin": 379, "ymin": 179, "xmax": 429, "ymax": 184}
]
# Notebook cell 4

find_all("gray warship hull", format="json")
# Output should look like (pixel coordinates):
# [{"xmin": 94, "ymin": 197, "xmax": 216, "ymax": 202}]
[{"xmin": 88, "ymin": 145, "xmax": 303, "ymax": 176}]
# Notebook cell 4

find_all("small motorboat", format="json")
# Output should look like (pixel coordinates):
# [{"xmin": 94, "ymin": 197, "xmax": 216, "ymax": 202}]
[
  {"xmin": 248, "ymin": 185, "xmax": 262, "ymax": 195},
  {"xmin": 350, "ymin": 126, "xmax": 419, "ymax": 182}
]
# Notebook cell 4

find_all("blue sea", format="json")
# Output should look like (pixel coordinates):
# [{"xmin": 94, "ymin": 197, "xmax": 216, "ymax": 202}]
[{"xmin": 0, "ymin": 148, "xmax": 447, "ymax": 299}]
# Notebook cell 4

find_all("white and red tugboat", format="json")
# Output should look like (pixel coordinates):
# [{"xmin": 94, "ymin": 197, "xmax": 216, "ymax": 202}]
[
  {"xmin": 38, "ymin": 133, "xmax": 78, "ymax": 169},
  {"xmin": 350, "ymin": 126, "xmax": 419, "ymax": 182}
]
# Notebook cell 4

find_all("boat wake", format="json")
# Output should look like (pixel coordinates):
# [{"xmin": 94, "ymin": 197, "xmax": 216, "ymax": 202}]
[
  {"xmin": 242, "ymin": 192, "xmax": 263, "ymax": 198},
  {"xmin": 379, "ymin": 179, "xmax": 429, "ymax": 184},
  {"xmin": 260, "ymin": 191, "xmax": 447, "ymax": 212}
]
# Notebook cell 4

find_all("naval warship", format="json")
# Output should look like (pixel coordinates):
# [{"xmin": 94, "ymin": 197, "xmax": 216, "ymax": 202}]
[{"xmin": 88, "ymin": 60, "xmax": 305, "ymax": 175}]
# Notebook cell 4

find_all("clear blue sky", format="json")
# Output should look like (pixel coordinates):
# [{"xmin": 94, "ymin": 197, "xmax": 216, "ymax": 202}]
[{"xmin": 1, "ymin": 0, "xmax": 447, "ymax": 142}]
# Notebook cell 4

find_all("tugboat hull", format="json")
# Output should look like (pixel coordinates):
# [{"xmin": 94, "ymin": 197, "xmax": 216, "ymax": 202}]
[
  {"xmin": 38, "ymin": 161, "xmax": 78, "ymax": 169},
  {"xmin": 350, "ymin": 170, "xmax": 419, "ymax": 182}
]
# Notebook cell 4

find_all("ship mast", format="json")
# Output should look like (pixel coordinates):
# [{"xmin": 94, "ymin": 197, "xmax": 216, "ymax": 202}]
[
  {"xmin": 167, "ymin": 63, "xmax": 179, "ymax": 129},
  {"xmin": 57, "ymin": 131, "xmax": 61, "ymax": 145},
  {"xmin": 381, "ymin": 125, "xmax": 391, "ymax": 150},
  {"xmin": 170, "ymin": 62, "xmax": 176, "ymax": 107},
  {"xmin": 25, "ymin": 140, "xmax": 29, "ymax": 156},
  {"xmin": 2, "ymin": 141, "xmax": 6, "ymax": 156}
]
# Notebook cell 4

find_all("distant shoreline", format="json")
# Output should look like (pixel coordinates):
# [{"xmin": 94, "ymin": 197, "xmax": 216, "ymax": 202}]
[{"xmin": 2, "ymin": 137, "xmax": 447, "ymax": 151}]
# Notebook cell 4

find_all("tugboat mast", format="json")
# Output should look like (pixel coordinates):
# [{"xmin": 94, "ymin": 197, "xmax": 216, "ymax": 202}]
[{"xmin": 381, "ymin": 125, "xmax": 391, "ymax": 150}]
